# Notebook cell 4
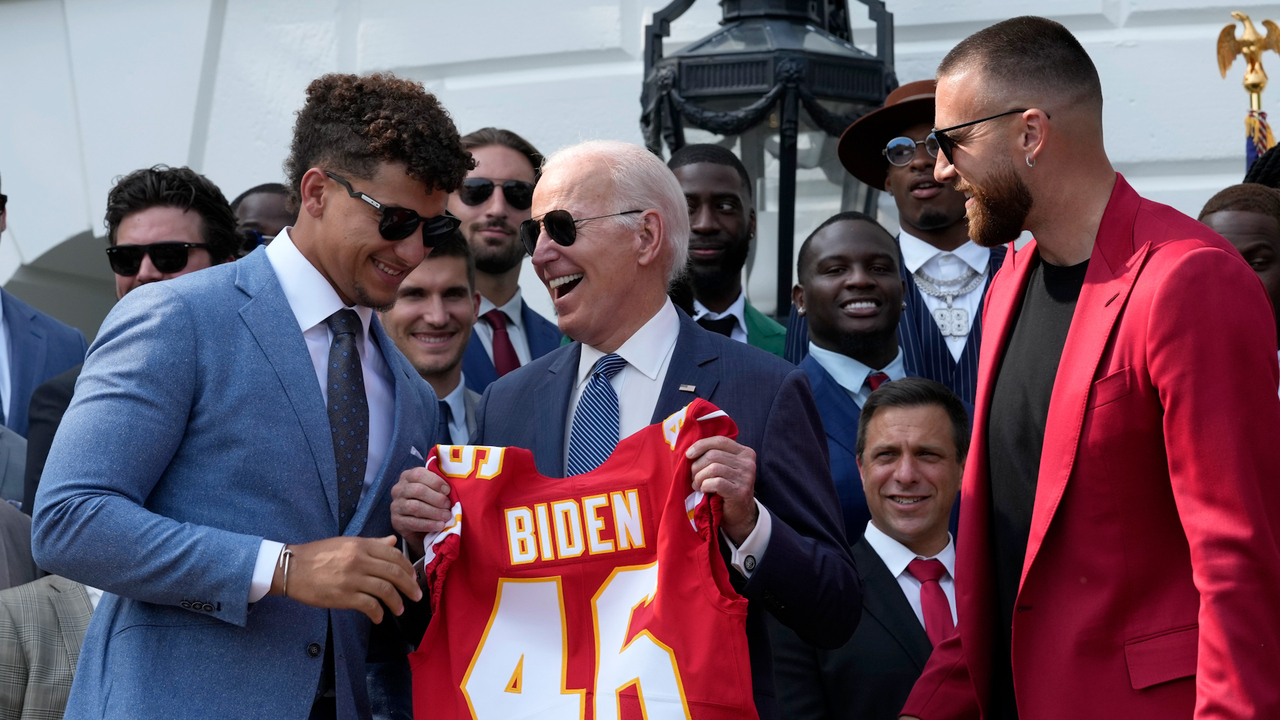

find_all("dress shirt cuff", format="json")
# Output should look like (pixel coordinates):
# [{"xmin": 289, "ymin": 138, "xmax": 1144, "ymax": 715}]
[
  {"xmin": 721, "ymin": 499, "xmax": 772, "ymax": 578},
  {"xmin": 249, "ymin": 540, "xmax": 285, "ymax": 603}
]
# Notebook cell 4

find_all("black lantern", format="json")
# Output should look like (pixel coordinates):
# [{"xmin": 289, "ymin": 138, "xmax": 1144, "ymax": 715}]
[{"xmin": 642, "ymin": 0, "xmax": 896, "ymax": 316}]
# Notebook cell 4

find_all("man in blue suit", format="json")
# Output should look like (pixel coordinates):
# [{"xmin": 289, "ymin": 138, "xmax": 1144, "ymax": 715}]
[
  {"xmin": 392, "ymin": 140, "xmax": 861, "ymax": 720},
  {"xmin": 447, "ymin": 128, "xmax": 561, "ymax": 393},
  {"xmin": 32, "ymin": 73, "xmax": 473, "ymax": 720},
  {"xmin": 791, "ymin": 212, "xmax": 913, "ymax": 542},
  {"xmin": 0, "ymin": 173, "xmax": 87, "ymax": 439}
]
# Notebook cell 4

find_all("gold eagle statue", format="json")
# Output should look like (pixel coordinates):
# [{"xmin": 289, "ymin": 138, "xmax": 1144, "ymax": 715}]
[{"xmin": 1218, "ymin": 11, "xmax": 1280, "ymax": 109}]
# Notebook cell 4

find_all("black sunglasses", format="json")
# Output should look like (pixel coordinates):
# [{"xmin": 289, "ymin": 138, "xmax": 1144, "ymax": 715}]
[
  {"xmin": 518, "ymin": 209, "xmax": 644, "ymax": 255},
  {"xmin": 106, "ymin": 242, "xmax": 210, "ymax": 276},
  {"xmin": 883, "ymin": 134, "xmax": 940, "ymax": 167},
  {"xmin": 457, "ymin": 178, "xmax": 535, "ymax": 210},
  {"xmin": 325, "ymin": 171, "xmax": 460, "ymax": 246},
  {"xmin": 0, "ymin": 193, "xmax": 7, "ymax": 214},
  {"xmin": 932, "ymin": 109, "xmax": 1050, "ymax": 164}
]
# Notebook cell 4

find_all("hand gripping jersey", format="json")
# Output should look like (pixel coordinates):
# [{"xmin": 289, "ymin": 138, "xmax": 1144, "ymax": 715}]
[{"xmin": 410, "ymin": 399, "xmax": 758, "ymax": 720}]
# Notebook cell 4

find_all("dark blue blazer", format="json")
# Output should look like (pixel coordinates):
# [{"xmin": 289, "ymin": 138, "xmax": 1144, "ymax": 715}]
[
  {"xmin": 799, "ymin": 355, "xmax": 868, "ymax": 541},
  {"xmin": 461, "ymin": 298, "xmax": 561, "ymax": 393},
  {"xmin": 2, "ymin": 289, "xmax": 86, "ymax": 438},
  {"xmin": 471, "ymin": 311, "xmax": 861, "ymax": 720},
  {"xmin": 898, "ymin": 244, "xmax": 1007, "ymax": 406}
]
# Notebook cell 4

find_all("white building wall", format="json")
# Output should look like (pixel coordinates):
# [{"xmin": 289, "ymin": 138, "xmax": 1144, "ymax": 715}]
[{"xmin": 0, "ymin": 0, "xmax": 1275, "ymax": 335}]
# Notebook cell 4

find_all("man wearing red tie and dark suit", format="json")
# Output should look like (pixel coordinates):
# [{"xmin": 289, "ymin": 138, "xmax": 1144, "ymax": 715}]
[{"xmin": 901, "ymin": 16, "xmax": 1280, "ymax": 720}]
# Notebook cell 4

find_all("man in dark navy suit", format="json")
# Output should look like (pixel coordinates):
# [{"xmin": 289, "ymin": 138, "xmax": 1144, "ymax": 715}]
[
  {"xmin": 837, "ymin": 79, "xmax": 1004, "ymax": 405},
  {"xmin": 392, "ymin": 139, "xmax": 860, "ymax": 720},
  {"xmin": 771, "ymin": 378, "xmax": 966, "ymax": 720},
  {"xmin": 0, "ymin": 172, "xmax": 87, "ymax": 442},
  {"xmin": 448, "ymin": 128, "xmax": 561, "ymax": 393}
]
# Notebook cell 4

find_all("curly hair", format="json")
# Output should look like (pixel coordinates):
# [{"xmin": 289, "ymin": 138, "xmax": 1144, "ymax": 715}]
[
  {"xmin": 285, "ymin": 73, "xmax": 474, "ymax": 211},
  {"xmin": 104, "ymin": 165, "xmax": 239, "ymax": 262},
  {"xmin": 1198, "ymin": 183, "xmax": 1280, "ymax": 225},
  {"xmin": 1244, "ymin": 144, "xmax": 1280, "ymax": 188}
]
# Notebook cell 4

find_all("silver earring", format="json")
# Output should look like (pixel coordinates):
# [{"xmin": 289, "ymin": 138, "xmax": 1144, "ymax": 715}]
[
  {"xmin": 901, "ymin": 301, "xmax": 908, "ymax": 311},
  {"xmin": 1026, "ymin": 155, "xmax": 1036, "ymax": 168},
  {"xmin": 797, "ymin": 307, "xmax": 805, "ymax": 316}
]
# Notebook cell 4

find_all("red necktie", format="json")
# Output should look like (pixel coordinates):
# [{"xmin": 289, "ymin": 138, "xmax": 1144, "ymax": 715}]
[
  {"xmin": 482, "ymin": 309, "xmax": 521, "ymax": 377},
  {"xmin": 907, "ymin": 558, "xmax": 955, "ymax": 647},
  {"xmin": 867, "ymin": 372, "xmax": 891, "ymax": 391}
]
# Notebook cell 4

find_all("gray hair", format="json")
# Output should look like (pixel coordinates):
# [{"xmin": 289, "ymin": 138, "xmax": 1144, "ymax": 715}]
[{"xmin": 542, "ymin": 140, "xmax": 690, "ymax": 283}]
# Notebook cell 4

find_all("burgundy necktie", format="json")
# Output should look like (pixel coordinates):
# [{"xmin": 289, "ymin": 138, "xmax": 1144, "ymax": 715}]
[
  {"xmin": 482, "ymin": 309, "xmax": 521, "ymax": 377},
  {"xmin": 907, "ymin": 558, "xmax": 955, "ymax": 647},
  {"xmin": 867, "ymin": 372, "xmax": 891, "ymax": 391}
]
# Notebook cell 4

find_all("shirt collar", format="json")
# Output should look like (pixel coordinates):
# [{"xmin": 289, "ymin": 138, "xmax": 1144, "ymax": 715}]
[
  {"xmin": 692, "ymin": 291, "xmax": 747, "ymax": 334},
  {"xmin": 264, "ymin": 228, "xmax": 373, "ymax": 338},
  {"xmin": 863, "ymin": 520, "xmax": 956, "ymax": 580},
  {"xmin": 806, "ymin": 342, "xmax": 906, "ymax": 395},
  {"xmin": 898, "ymin": 228, "xmax": 991, "ymax": 275},
  {"xmin": 577, "ymin": 299, "xmax": 679, "ymax": 388},
  {"xmin": 478, "ymin": 288, "xmax": 526, "ymax": 331}
]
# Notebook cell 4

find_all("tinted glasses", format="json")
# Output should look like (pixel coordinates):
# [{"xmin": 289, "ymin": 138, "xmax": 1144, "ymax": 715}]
[
  {"xmin": 933, "ymin": 109, "xmax": 1046, "ymax": 164},
  {"xmin": 518, "ymin": 209, "xmax": 644, "ymax": 255},
  {"xmin": 0, "ymin": 193, "xmax": 6, "ymax": 214},
  {"xmin": 883, "ymin": 134, "xmax": 940, "ymax": 166},
  {"xmin": 325, "ymin": 171, "xmax": 460, "ymax": 246},
  {"xmin": 106, "ymin": 242, "xmax": 210, "ymax": 276},
  {"xmin": 457, "ymin": 178, "xmax": 535, "ymax": 210}
]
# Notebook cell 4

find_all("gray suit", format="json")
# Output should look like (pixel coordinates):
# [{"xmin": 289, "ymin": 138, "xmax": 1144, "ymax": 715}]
[
  {"xmin": 0, "ymin": 576, "xmax": 92, "ymax": 720},
  {"xmin": 0, "ymin": 428, "xmax": 26, "ymax": 509},
  {"xmin": 0, "ymin": 503, "xmax": 35, "ymax": 593}
]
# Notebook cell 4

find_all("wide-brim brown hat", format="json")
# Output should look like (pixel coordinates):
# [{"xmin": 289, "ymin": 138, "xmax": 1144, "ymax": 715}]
[{"xmin": 838, "ymin": 79, "xmax": 937, "ymax": 190}]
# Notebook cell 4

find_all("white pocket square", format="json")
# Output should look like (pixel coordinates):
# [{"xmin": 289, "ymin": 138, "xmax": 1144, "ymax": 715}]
[{"xmin": 410, "ymin": 446, "xmax": 424, "ymax": 461}]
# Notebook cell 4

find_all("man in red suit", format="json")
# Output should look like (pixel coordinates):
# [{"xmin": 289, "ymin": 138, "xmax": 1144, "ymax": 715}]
[{"xmin": 900, "ymin": 16, "xmax": 1280, "ymax": 720}]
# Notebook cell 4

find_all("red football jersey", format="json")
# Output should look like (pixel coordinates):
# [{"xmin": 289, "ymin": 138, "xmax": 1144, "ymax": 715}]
[{"xmin": 409, "ymin": 399, "xmax": 758, "ymax": 720}]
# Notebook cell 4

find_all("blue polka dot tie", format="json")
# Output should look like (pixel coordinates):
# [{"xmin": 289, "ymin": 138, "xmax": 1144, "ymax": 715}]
[
  {"xmin": 325, "ymin": 309, "xmax": 368, "ymax": 533},
  {"xmin": 566, "ymin": 353, "xmax": 628, "ymax": 476}
]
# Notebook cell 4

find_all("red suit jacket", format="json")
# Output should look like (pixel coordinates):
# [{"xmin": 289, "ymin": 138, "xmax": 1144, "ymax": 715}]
[{"xmin": 901, "ymin": 175, "xmax": 1280, "ymax": 719}]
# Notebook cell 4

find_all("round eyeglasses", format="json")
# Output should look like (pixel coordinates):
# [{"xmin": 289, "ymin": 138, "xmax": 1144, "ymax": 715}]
[{"xmin": 882, "ymin": 134, "xmax": 940, "ymax": 167}]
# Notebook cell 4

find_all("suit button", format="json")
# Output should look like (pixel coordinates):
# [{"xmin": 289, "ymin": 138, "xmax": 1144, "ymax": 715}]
[
  {"xmin": 743, "ymin": 555, "xmax": 756, "ymax": 573},
  {"xmin": 202, "ymin": 603, "xmax": 214, "ymax": 612},
  {"xmin": 180, "ymin": 601, "xmax": 191, "ymax": 609},
  {"xmin": 307, "ymin": 642, "xmax": 322, "ymax": 658}
]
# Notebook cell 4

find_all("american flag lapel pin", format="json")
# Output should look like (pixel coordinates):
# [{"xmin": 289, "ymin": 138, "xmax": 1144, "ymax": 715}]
[{"xmin": 679, "ymin": 384, "xmax": 696, "ymax": 393}]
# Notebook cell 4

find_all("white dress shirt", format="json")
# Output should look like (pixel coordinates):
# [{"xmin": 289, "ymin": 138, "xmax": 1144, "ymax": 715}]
[
  {"xmin": 248, "ymin": 228, "xmax": 397, "ymax": 602},
  {"xmin": 806, "ymin": 342, "xmax": 907, "ymax": 408},
  {"xmin": 692, "ymin": 291, "xmax": 748, "ymax": 345},
  {"xmin": 0, "ymin": 299, "xmax": 11, "ymax": 423},
  {"xmin": 85, "ymin": 585, "xmax": 103, "ymax": 611},
  {"xmin": 565, "ymin": 298, "xmax": 772, "ymax": 577},
  {"xmin": 440, "ymin": 375, "xmax": 470, "ymax": 446},
  {"xmin": 475, "ymin": 289, "xmax": 532, "ymax": 366},
  {"xmin": 899, "ymin": 230, "xmax": 991, "ymax": 362},
  {"xmin": 863, "ymin": 521, "xmax": 958, "ymax": 628}
]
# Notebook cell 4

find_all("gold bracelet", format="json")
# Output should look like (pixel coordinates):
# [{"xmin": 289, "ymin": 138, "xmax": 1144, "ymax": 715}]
[{"xmin": 278, "ymin": 546, "xmax": 294, "ymax": 598}]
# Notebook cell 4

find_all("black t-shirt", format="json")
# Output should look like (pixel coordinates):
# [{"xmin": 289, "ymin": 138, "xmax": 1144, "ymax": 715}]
[{"xmin": 986, "ymin": 256, "xmax": 1089, "ymax": 718}]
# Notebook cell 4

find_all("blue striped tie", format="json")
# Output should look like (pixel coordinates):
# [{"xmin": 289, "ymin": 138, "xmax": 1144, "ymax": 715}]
[{"xmin": 566, "ymin": 353, "xmax": 628, "ymax": 475}]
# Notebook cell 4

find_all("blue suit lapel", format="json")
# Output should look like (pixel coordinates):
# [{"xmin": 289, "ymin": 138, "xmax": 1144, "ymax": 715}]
[
  {"xmin": 521, "ymin": 300, "xmax": 561, "ymax": 358},
  {"xmin": 535, "ymin": 345, "xmax": 580, "ymax": 478},
  {"xmin": 462, "ymin": 329, "xmax": 497, "ymax": 393},
  {"xmin": 653, "ymin": 312, "xmax": 720, "ymax": 421},
  {"xmin": 799, "ymin": 355, "xmax": 860, "ymax": 455},
  {"xmin": 2, "ymin": 290, "xmax": 41, "ymax": 430},
  {"xmin": 234, "ymin": 253, "xmax": 340, "ymax": 529}
]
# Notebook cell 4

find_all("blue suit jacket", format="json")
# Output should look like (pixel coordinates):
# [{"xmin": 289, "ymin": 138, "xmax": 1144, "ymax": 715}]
[
  {"xmin": 799, "ymin": 355, "xmax": 869, "ymax": 542},
  {"xmin": 471, "ymin": 310, "xmax": 861, "ymax": 720},
  {"xmin": 31, "ymin": 249, "xmax": 437, "ymax": 720},
  {"xmin": 461, "ymin": 298, "xmax": 561, "ymax": 394},
  {"xmin": 1, "ymin": 289, "xmax": 86, "ymax": 438}
]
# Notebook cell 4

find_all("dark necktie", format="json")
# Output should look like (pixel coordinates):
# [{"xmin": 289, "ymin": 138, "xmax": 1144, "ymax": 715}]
[
  {"xmin": 482, "ymin": 309, "xmax": 521, "ymax": 377},
  {"xmin": 436, "ymin": 400, "xmax": 453, "ymax": 446},
  {"xmin": 867, "ymin": 371, "xmax": 891, "ymax": 392},
  {"xmin": 566, "ymin": 354, "xmax": 629, "ymax": 475},
  {"xmin": 324, "ymin": 309, "xmax": 368, "ymax": 533},
  {"xmin": 697, "ymin": 315, "xmax": 737, "ymax": 337},
  {"xmin": 908, "ymin": 558, "xmax": 955, "ymax": 647}
]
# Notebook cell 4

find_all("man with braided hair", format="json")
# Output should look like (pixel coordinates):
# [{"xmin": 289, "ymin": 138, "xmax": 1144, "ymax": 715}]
[{"xmin": 32, "ymin": 73, "xmax": 473, "ymax": 720}]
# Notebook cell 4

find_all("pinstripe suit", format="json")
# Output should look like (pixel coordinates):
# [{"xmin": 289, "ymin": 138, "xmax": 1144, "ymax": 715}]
[
  {"xmin": 899, "ymin": 243, "xmax": 1007, "ymax": 405},
  {"xmin": 0, "ymin": 575, "xmax": 93, "ymax": 720}
]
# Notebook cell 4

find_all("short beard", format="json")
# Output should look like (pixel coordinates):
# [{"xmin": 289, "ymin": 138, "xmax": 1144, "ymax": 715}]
[
  {"xmin": 473, "ymin": 241, "xmax": 525, "ymax": 275},
  {"xmin": 833, "ymin": 325, "xmax": 899, "ymax": 365},
  {"xmin": 959, "ymin": 160, "xmax": 1033, "ymax": 247},
  {"xmin": 912, "ymin": 206, "xmax": 956, "ymax": 232}
]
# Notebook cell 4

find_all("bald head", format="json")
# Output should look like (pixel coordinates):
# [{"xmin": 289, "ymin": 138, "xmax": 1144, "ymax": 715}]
[{"xmin": 938, "ymin": 16, "xmax": 1102, "ymax": 122}]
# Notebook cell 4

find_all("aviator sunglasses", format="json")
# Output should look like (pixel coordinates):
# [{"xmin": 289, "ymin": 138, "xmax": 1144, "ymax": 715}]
[
  {"xmin": 325, "ymin": 171, "xmax": 460, "ymax": 246},
  {"xmin": 457, "ymin": 178, "xmax": 535, "ymax": 210},
  {"xmin": 883, "ymin": 134, "xmax": 940, "ymax": 166},
  {"xmin": 518, "ymin": 209, "xmax": 644, "ymax": 255},
  {"xmin": 106, "ymin": 242, "xmax": 210, "ymax": 276}
]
